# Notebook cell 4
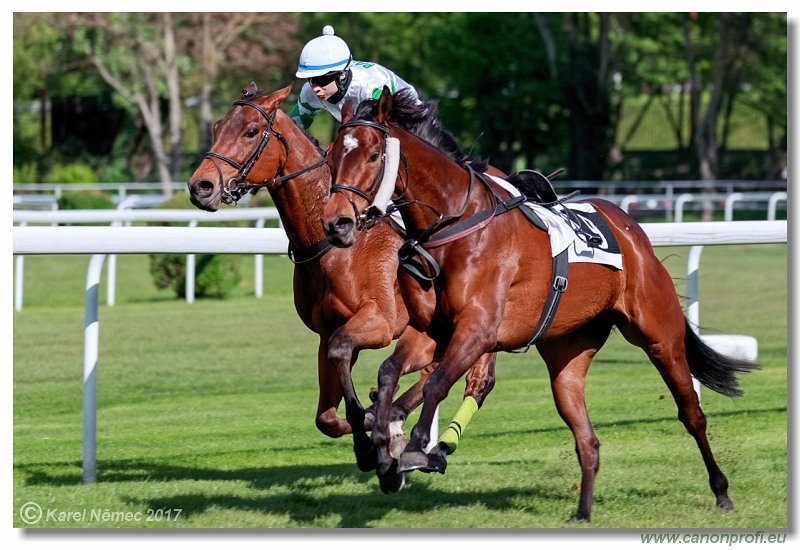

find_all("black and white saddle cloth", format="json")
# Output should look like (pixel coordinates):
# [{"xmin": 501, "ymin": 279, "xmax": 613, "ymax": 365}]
[{"xmin": 489, "ymin": 175, "xmax": 623, "ymax": 270}]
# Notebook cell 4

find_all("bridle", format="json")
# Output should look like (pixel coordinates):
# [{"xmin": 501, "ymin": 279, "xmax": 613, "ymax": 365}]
[
  {"xmin": 204, "ymin": 99, "xmax": 326, "ymax": 205},
  {"xmin": 328, "ymin": 119, "xmax": 394, "ymax": 230},
  {"xmin": 330, "ymin": 118, "xmax": 512, "ymax": 235},
  {"xmin": 330, "ymin": 118, "xmax": 526, "ymax": 281}
]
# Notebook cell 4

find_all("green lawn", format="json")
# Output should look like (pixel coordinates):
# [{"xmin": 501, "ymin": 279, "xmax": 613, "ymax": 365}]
[{"xmin": 11, "ymin": 243, "xmax": 788, "ymax": 531}]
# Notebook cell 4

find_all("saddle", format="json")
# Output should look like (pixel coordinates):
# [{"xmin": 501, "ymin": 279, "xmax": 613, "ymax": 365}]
[
  {"xmin": 507, "ymin": 168, "xmax": 602, "ymax": 247},
  {"xmin": 506, "ymin": 168, "xmax": 565, "ymax": 205}
]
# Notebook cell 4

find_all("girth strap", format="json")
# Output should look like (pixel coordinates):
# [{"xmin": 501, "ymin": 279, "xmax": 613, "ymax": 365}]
[{"xmin": 512, "ymin": 248, "xmax": 569, "ymax": 353}]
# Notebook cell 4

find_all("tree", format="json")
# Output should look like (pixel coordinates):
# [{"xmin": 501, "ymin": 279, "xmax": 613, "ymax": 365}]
[
  {"xmin": 423, "ymin": 13, "xmax": 565, "ymax": 174},
  {"xmin": 66, "ymin": 13, "xmax": 184, "ymax": 192},
  {"xmin": 181, "ymin": 13, "xmax": 299, "ymax": 157},
  {"xmin": 682, "ymin": 13, "xmax": 786, "ymax": 218},
  {"xmin": 13, "ymin": 13, "xmax": 111, "ymax": 177},
  {"xmin": 13, "ymin": 13, "xmax": 786, "ymax": 185},
  {"xmin": 532, "ymin": 13, "xmax": 623, "ymax": 181}
]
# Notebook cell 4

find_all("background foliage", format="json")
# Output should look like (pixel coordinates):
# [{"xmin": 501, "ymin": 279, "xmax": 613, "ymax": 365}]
[{"xmin": 12, "ymin": 12, "xmax": 787, "ymax": 187}]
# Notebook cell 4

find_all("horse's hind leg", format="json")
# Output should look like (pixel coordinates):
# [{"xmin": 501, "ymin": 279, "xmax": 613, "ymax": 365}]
[
  {"xmin": 615, "ymin": 307, "xmax": 734, "ymax": 511},
  {"xmin": 536, "ymin": 316, "xmax": 614, "ymax": 522}
]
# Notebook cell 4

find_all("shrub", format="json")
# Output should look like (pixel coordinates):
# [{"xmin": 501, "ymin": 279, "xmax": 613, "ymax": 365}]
[
  {"xmin": 58, "ymin": 190, "xmax": 115, "ymax": 210},
  {"xmin": 45, "ymin": 161, "xmax": 98, "ymax": 184},
  {"xmin": 147, "ymin": 192, "xmax": 243, "ymax": 299},
  {"xmin": 13, "ymin": 163, "xmax": 37, "ymax": 184},
  {"xmin": 148, "ymin": 253, "xmax": 242, "ymax": 299}
]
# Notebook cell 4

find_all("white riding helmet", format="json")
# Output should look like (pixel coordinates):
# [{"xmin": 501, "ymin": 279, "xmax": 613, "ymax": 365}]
[{"xmin": 296, "ymin": 25, "xmax": 352, "ymax": 78}]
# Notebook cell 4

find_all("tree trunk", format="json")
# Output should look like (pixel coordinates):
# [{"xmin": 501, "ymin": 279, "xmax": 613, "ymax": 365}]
[
  {"xmin": 164, "ymin": 13, "xmax": 181, "ymax": 195},
  {"xmin": 198, "ymin": 13, "xmax": 215, "ymax": 157}
]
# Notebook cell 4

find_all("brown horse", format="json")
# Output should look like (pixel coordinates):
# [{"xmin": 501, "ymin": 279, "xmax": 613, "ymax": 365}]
[
  {"xmin": 320, "ymin": 87, "xmax": 760, "ymax": 521},
  {"xmin": 187, "ymin": 82, "xmax": 497, "ymax": 482}
]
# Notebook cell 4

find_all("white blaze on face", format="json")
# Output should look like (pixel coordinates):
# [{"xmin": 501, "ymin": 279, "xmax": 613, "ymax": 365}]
[{"xmin": 343, "ymin": 134, "xmax": 359, "ymax": 156}]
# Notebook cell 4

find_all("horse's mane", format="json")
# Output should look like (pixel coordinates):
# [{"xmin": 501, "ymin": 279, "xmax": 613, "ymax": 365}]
[{"xmin": 354, "ymin": 89, "xmax": 489, "ymax": 172}]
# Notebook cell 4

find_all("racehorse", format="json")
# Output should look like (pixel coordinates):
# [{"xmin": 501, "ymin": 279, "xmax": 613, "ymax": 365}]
[
  {"xmin": 319, "ymin": 86, "xmax": 760, "ymax": 521},
  {"xmin": 187, "ymin": 82, "xmax": 497, "ymax": 483}
]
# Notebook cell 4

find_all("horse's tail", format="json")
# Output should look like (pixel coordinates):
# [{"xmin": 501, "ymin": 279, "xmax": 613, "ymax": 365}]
[{"xmin": 683, "ymin": 318, "xmax": 761, "ymax": 397}]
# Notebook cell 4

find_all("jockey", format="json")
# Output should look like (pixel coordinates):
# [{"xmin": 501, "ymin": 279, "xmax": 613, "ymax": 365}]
[{"xmin": 288, "ymin": 25, "xmax": 421, "ymax": 130}]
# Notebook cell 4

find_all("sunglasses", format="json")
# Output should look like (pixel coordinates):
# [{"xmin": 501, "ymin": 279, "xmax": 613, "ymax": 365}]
[{"xmin": 308, "ymin": 72, "xmax": 340, "ymax": 87}]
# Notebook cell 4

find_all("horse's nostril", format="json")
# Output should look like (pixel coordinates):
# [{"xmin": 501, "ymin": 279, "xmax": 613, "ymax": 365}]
[
  {"xmin": 191, "ymin": 180, "xmax": 214, "ymax": 198},
  {"xmin": 335, "ymin": 217, "xmax": 354, "ymax": 236}
]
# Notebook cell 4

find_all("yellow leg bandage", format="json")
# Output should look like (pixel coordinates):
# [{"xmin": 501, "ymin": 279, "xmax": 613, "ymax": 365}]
[{"xmin": 438, "ymin": 396, "xmax": 479, "ymax": 454}]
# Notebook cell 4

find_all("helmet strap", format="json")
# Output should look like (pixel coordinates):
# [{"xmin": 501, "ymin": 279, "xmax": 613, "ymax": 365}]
[{"xmin": 327, "ymin": 68, "xmax": 352, "ymax": 105}]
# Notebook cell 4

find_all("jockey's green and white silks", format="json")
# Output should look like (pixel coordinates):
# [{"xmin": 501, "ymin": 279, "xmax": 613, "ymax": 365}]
[{"xmin": 289, "ymin": 61, "xmax": 419, "ymax": 130}]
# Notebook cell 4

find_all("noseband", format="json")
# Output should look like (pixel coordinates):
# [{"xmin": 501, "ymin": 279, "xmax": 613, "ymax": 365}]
[{"xmin": 204, "ymin": 99, "xmax": 325, "ymax": 205}]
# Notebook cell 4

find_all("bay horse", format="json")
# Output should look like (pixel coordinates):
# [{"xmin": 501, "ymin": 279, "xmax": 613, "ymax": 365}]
[
  {"xmin": 187, "ymin": 82, "xmax": 497, "ymax": 484},
  {"xmin": 320, "ymin": 86, "xmax": 759, "ymax": 521}
]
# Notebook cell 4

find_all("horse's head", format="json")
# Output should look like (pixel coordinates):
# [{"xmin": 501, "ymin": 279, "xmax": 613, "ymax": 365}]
[
  {"xmin": 188, "ymin": 82, "xmax": 295, "ymax": 211},
  {"xmin": 322, "ymin": 86, "xmax": 401, "ymax": 248}
]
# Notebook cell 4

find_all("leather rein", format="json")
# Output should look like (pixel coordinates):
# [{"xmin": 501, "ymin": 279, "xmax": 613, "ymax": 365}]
[{"xmin": 331, "ymin": 119, "xmax": 525, "ymax": 281}]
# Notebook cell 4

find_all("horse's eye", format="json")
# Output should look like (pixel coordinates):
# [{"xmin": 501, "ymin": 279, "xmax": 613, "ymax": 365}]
[
  {"xmin": 369, "ymin": 151, "xmax": 380, "ymax": 163},
  {"xmin": 245, "ymin": 127, "xmax": 260, "ymax": 138}
]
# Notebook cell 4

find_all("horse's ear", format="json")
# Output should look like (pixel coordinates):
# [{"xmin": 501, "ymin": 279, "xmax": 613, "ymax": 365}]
[
  {"xmin": 241, "ymin": 80, "xmax": 258, "ymax": 99},
  {"xmin": 263, "ymin": 83, "xmax": 293, "ymax": 110},
  {"xmin": 212, "ymin": 118, "xmax": 222, "ymax": 141},
  {"xmin": 375, "ymin": 85, "xmax": 393, "ymax": 124},
  {"xmin": 341, "ymin": 99, "xmax": 355, "ymax": 124}
]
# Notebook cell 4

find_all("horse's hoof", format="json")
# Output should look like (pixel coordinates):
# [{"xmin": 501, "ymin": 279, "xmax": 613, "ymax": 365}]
[
  {"xmin": 419, "ymin": 444, "xmax": 448, "ymax": 474},
  {"xmin": 363, "ymin": 410, "xmax": 375, "ymax": 431},
  {"xmin": 716, "ymin": 496, "xmax": 735, "ymax": 511},
  {"xmin": 388, "ymin": 421, "xmax": 408, "ymax": 459},
  {"xmin": 378, "ymin": 471, "xmax": 406, "ymax": 494},
  {"xmin": 567, "ymin": 509, "xmax": 591, "ymax": 523},
  {"xmin": 397, "ymin": 451, "xmax": 430, "ymax": 473},
  {"xmin": 389, "ymin": 434, "xmax": 408, "ymax": 459},
  {"xmin": 567, "ymin": 514, "xmax": 591, "ymax": 524}
]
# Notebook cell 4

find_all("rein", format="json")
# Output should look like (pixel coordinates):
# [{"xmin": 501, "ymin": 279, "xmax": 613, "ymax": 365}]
[
  {"xmin": 397, "ymin": 166, "xmax": 525, "ymax": 281},
  {"xmin": 332, "ymin": 118, "xmax": 526, "ymax": 281}
]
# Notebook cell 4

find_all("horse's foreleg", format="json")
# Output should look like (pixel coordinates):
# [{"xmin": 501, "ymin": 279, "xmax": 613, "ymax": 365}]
[
  {"xmin": 416, "ymin": 352, "xmax": 497, "ymax": 473},
  {"xmin": 398, "ymin": 330, "xmax": 490, "ymax": 473},
  {"xmin": 314, "ymin": 340, "xmax": 351, "ymax": 437},
  {"xmin": 368, "ymin": 327, "xmax": 436, "ymax": 430},
  {"xmin": 372, "ymin": 352, "xmax": 408, "ymax": 493},
  {"xmin": 328, "ymin": 311, "xmax": 394, "ymax": 472},
  {"xmin": 439, "ymin": 352, "xmax": 497, "ymax": 454}
]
